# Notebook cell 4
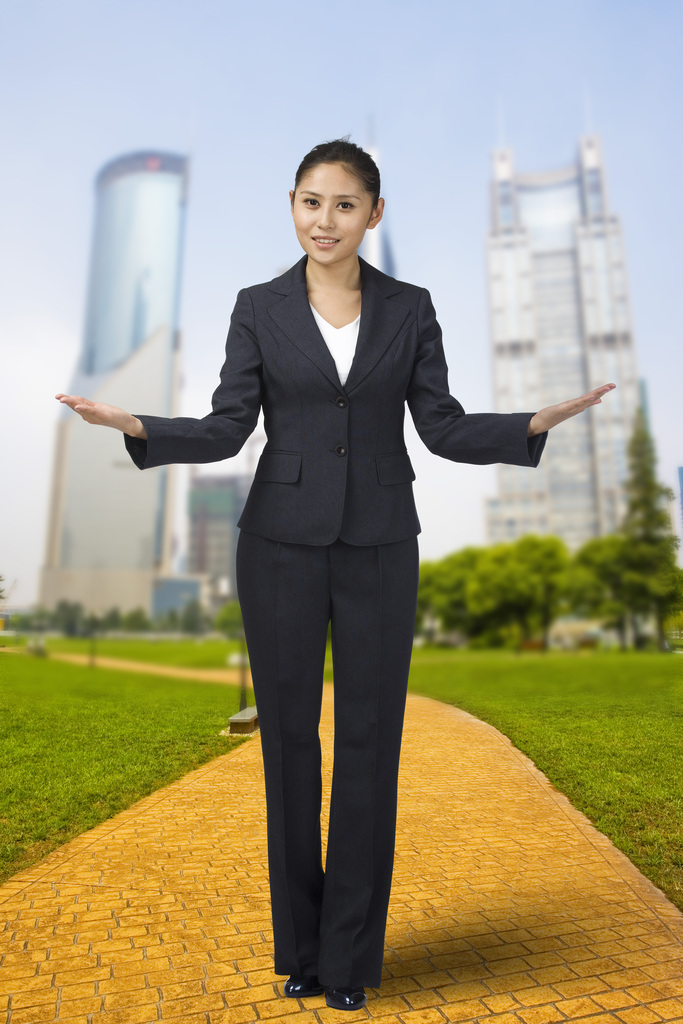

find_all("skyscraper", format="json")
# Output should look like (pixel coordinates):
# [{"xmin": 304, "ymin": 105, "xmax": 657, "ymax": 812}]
[
  {"xmin": 359, "ymin": 145, "xmax": 397, "ymax": 277},
  {"xmin": 485, "ymin": 136, "xmax": 640, "ymax": 550},
  {"xmin": 360, "ymin": 220, "xmax": 396, "ymax": 278},
  {"xmin": 41, "ymin": 152, "xmax": 189, "ymax": 613},
  {"xmin": 187, "ymin": 472, "xmax": 252, "ymax": 611}
]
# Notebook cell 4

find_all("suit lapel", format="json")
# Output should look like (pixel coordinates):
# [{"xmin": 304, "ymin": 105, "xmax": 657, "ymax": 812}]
[
  {"xmin": 344, "ymin": 261, "xmax": 410, "ymax": 393},
  {"xmin": 267, "ymin": 255, "xmax": 411, "ymax": 394},
  {"xmin": 268, "ymin": 258, "xmax": 343, "ymax": 390}
]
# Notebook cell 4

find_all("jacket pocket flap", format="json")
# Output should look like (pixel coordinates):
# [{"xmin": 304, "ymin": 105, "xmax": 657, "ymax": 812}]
[
  {"xmin": 255, "ymin": 451, "xmax": 302, "ymax": 483},
  {"xmin": 376, "ymin": 452, "xmax": 416, "ymax": 485}
]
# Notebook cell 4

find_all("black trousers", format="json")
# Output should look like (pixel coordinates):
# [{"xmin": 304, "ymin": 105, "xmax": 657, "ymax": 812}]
[{"xmin": 236, "ymin": 531, "xmax": 419, "ymax": 988}]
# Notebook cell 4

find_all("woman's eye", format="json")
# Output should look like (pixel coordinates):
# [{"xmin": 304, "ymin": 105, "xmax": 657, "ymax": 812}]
[
  {"xmin": 304, "ymin": 198, "xmax": 318, "ymax": 206},
  {"xmin": 339, "ymin": 202, "xmax": 353, "ymax": 210}
]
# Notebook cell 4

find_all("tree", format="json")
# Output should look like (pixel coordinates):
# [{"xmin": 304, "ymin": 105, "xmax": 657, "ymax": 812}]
[
  {"xmin": 53, "ymin": 600, "xmax": 85, "ymax": 636},
  {"xmin": 156, "ymin": 607, "xmax": 180, "ymax": 632},
  {"xmin": 418, "ymin": 538, "xmax": 570, "ymax": 648},
  {"xmin": 570, "ymin": 534, "xmax": 632, "ymax": 649},
  {"xmin": 180, "ymin": 599, "xmax": 208, "ymax": 635},
  {"xmin": 466, "ymin": 543, "xmax": 537, "ymax": 647},
  {"xmin": 416, "ymin": 548, "xmax": 491, "ymax": 643},
  {"xmin": 214, "ymin": 600, "xmax": 244, "ymax": 638},
  {"xmin": 621, "ymin": 409, "xmax": 683, "ymax": 649},
  {"xmin": 513, "ymin": 535, "xmax": 571, "ymax": 648},
  {"xmin": 122, "ymin": 607, "xmax": 151, "ymax": 632},
  {"xmin": 101, "ymin": 607, "xmax": 122, "ymax": 631}
]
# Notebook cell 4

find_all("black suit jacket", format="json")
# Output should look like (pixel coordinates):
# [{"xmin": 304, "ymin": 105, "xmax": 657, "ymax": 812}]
[{"xmin": 125, "ymin": 256, "xmax": 547, "ymax": 545}]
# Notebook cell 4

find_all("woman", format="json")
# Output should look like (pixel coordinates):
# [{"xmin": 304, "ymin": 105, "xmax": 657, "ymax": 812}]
[{"xmin": 57, "ymin": 139, "xmax": 615, "ymax": 1010}]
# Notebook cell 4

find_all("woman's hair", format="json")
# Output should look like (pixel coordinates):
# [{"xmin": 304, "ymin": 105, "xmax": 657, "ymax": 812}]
[{"xmin": 293, "ymin": 138, "xmax": 381, "ymax": 207}]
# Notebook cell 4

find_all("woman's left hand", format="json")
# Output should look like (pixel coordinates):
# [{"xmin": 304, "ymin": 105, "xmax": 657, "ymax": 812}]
[{"xmin": 527, "ymin": 383, "xmax": 616, "ymax": 436}]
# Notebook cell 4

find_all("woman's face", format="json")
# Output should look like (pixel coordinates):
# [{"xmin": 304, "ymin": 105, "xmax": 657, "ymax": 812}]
[{"xmin": 289, "ymin": 162, "xmax": 384, "ymax": 269}]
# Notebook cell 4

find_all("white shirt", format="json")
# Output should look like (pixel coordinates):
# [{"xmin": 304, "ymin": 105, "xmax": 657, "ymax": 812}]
[{"xmin": 310, "ymin": 304, "xmax": 360, "ymax": 387}]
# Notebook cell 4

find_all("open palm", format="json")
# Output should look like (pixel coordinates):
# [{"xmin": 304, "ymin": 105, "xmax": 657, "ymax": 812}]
[
  {"xmin": 528, "ymin": 383, "xmax": 616, "ymax": 436},
  {"xmin": 55, "ymin": 394, "xmax": 146, "ymax": 437}
]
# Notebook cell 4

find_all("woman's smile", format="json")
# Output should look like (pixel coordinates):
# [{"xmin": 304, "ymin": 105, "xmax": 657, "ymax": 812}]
[{"xmin": 313, "ymin": 235, "xmax": 340, "ymax": 248}]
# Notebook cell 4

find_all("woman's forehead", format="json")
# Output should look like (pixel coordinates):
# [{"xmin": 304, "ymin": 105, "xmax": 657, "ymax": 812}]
[{"xmin": 296, "ymin": 162, "xmax": 366, "ymax": 195}]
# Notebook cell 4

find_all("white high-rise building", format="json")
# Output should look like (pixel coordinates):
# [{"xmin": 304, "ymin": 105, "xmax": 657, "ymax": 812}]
[
  {"xmin": 486, "ymin": 137, "xmax": 640, "ymax": 550},
  {"xmin": 359, "ymin": 145, "xmax": 396, "ymax": 277},
  {"xmin": 40, "ymin": 152, "xmax": 189, "ymax": 613}
]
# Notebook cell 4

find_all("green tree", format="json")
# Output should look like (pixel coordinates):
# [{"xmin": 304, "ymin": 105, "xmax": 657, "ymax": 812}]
[
  {"xmin": 156, "ymin": 607, "xmax": 180, "ymax": 632},
  {"xmin": 53, "ymin": 600, "xmax": 85, "ymax": 636},
  {"xmin": 416, "ymin": 548, "xmax": 487, "ymax": 642},
  {"xmin": 570, "ymin": 534, "xmax": 632, "ymax": 649},
  {"xmin": 180, "ymin": 599, "xmax": 208, "ymax": 635},
  {"xmin": 214, "ymin": 600, "xmax": 244, "ymax": 638},
  {"xmin": 513, "ymin": 535, "xmax": 571, "ymax": 648},
  {"xmin": 122, "ymin": 607, "xmax": 151, "ymax": 632},
  {"xmin": 466, "ymin": 543, "xmax": 536, "ymax": 647},
  {"xmin": 101, "ymin": 607, "xmax": 122, "ymax": 631},
  {"xmin": 621, "ymin": 409, "xmax": 683, "ymax": 649},
  {"xmin": 462, "ymin": 536, "xmax": 569, "ymax": 649}
]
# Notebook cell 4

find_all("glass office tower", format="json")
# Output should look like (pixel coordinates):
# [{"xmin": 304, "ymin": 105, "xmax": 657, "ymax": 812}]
[
  {"xmin": 485, "ymin": 137, "xmax": 640, "ymax": 550},
  {"xmin": 41, "ymin": 152, "xmax": 189, "ymax": 613}
]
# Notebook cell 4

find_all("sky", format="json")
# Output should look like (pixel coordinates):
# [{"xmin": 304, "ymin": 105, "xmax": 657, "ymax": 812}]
[{"xmin": 2, "ymin": 0, "xmax": 682, "ymax": 608}]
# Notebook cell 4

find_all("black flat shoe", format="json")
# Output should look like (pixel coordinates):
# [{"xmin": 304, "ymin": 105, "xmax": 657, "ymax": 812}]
[
  {"xmin": 283, "ymin": 974, "xmax": 324, "ymax": 997},
  {"xmin": 324, "ymin": 985, "xmax": 367, "ymax": 1010}
]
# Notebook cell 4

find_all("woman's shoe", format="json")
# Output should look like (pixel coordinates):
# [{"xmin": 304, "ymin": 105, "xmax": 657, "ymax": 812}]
[
  {"xmin": 283, "ymin": 974, "xmax": 324, "ymax": 997},
  {"xmin": 324, "ymin": 985, "xmax": 367, "ymax": 1010}
]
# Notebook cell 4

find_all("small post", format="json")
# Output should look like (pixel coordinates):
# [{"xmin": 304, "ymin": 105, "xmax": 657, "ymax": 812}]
[{"xmin": 239, "ymin": 627, "xmax": 247, "ymax": 712}]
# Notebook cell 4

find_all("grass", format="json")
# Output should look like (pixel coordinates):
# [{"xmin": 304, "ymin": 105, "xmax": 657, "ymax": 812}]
[
  {"xmin": 407, "ymin": 648, "xmax": 683, "ymax": 912},
  {"xmin": 0, "ymin": 654, "xmax": 249, "ymax": 884},
  {"xmin": 43, "ymin": 635, "xmax": 242, "ymax": 667}
]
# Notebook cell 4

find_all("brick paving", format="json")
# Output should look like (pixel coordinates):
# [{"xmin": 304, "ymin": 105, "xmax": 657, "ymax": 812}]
[{"xmin": 1, "ymin": 689, "xmax": 683, "ymax": 1023}]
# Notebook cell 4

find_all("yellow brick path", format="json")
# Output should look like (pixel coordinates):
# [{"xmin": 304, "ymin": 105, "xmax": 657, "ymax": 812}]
[{"xmin": 1, "ymin": 690, "xmax": 683, "ymax": 1023}]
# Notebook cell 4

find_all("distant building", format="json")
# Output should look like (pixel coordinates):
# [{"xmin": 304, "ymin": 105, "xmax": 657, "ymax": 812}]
[
  {"xmin": 187, "ymin": 473, "xmax": 252, "ymax": 611},
  {"xmin": 152, "ymin": 577, "xmax": 204, "ymax": 621},
  {"xmin": 486, "ymin": 136, "xmax": 640, "ymax": 550},
  {"xmin": 360, "ymin": 222, "xmax": 396, "ymax": 277},
  {"xmin": 359, "ymin": 145, "xmax": 396, "ymax": 277},
  {"xmin": 41, "ymin": 152, "xmax": 189, "ymax": 613}
]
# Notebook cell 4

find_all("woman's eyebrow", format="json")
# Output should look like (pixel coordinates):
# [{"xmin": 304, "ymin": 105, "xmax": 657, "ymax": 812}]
[{"xmin": 300, "ymin": 190, "xmax": 361, "ymax": 200}]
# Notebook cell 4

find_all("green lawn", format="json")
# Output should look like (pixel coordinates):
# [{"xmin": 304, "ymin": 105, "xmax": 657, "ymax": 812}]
[
  {"xmin": 44, "ymin": 635, "xmax": 243, "ymax": 667},
  {"xmin": 407, "ymin": 649, "xmax": 683, "ymax": 912},
  {"xmin": 0, "ymin": 654, "xmax": 248, "ymax": 884}
]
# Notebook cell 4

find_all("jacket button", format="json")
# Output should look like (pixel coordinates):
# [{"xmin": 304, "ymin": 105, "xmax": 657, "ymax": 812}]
[
  {"xmin": 335, "ymin": 396, "xmax": 347, "ymax": 408},
  {"xmin": 335, "ymin": 444, "xmax": 347, "ymax": 457}
]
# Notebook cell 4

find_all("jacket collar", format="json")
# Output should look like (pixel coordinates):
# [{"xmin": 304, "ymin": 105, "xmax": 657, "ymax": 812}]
[{"xmin": 267, "ymin": 256, "xmax": 410, "ymax": 393}]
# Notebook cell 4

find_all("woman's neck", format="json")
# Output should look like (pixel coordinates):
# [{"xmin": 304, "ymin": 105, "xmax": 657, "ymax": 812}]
[{"xmin": 305, "ymin": 254, "xmax": 362, "ymax": 295}]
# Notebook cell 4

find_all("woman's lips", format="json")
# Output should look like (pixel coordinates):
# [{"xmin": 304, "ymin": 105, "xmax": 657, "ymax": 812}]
[{"xmin": 313, "ymin": 237, "xmax": 339, "ymax": 249}]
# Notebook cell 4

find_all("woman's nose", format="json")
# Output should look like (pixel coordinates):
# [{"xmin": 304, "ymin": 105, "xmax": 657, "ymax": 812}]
[{"xmin": 317, "ymin": 206, "xmax": 336, "ymax": 229}]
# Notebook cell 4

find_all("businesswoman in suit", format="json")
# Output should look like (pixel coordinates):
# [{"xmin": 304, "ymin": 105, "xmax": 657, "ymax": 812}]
[{"xmin": 58, "ymin": 139, "xmax": 615, "ymax": 1010}]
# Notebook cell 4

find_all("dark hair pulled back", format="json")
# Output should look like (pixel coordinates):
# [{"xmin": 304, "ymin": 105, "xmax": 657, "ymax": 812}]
[{"xmin": 294, "ymin": 138, "xmax": 381, "ymax": 207}]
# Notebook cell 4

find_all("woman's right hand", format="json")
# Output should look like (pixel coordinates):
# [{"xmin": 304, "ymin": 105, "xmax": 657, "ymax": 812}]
[{"xmin": 55, "ymin": 394, "xmax": 148, "ymax": 438}]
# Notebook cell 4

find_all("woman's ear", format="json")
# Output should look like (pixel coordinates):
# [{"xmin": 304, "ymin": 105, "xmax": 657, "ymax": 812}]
[{"xmin": 366, "ymin": 197, "xmax": 385, "ymax": 230}]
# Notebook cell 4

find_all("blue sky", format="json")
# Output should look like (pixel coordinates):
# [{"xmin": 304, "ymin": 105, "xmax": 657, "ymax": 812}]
[{"xmin": 2, "ymin": 0, "xmax": 682, "ymax": 606}]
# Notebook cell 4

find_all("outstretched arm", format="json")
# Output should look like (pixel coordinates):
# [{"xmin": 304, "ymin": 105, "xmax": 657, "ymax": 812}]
[
  {"xmin": 527, "ymin": 383, "xmax": 616, "ymax": 435},
  {"xmin": 55, "ymin": 395, "xmax": 148, "ymax": 438},
  {"xmin": 408, "ymin": 288, "xmax": 616, "ymax": 467},
  {"xmin": 54, "ymin": 289, "xmax": 262, "ymax": 469}
]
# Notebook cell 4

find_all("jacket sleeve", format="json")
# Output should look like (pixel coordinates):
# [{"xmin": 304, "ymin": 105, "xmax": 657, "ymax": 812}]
[
  {"xmin": 125, "ymin": 288, "xmax": 263, "ymax": 470},
  {"xmin": 406, "ymin": 287, "xmax": 547, "ymax": 467}
]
